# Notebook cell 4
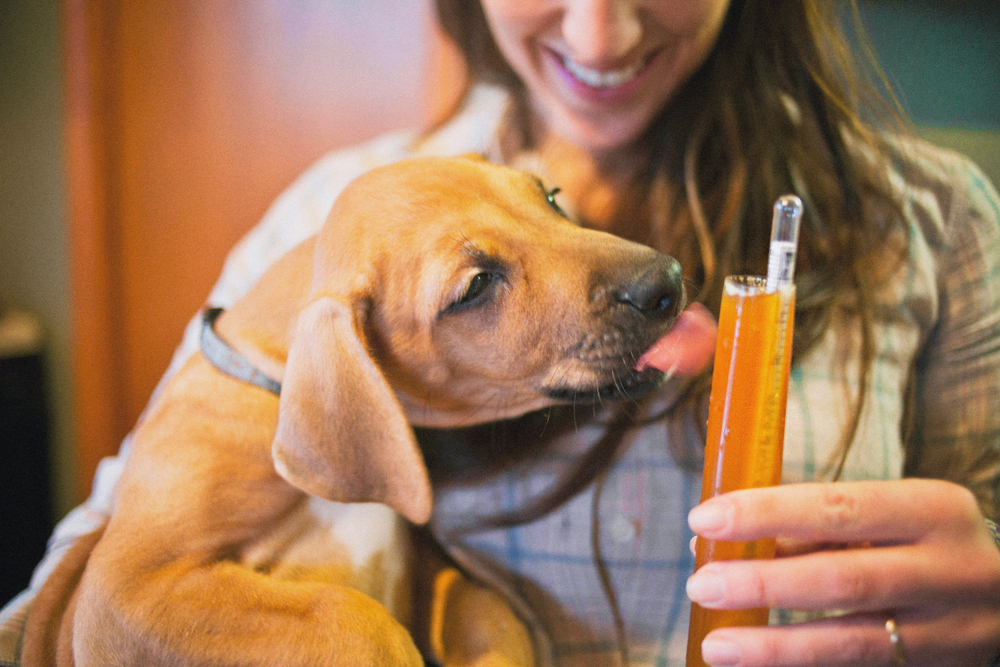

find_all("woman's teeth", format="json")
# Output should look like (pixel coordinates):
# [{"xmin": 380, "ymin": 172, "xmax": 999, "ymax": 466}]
[{"xmin": 561, "ymin": 56, "xmax": 645, "ymax": 88}]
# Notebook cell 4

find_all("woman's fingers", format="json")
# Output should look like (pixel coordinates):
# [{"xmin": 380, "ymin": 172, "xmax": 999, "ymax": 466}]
[
  {"xmin": 686, "ymin": 479, "xmax": 1000, "ymax": 666},
  {"xmin": 698, "ymin": 608, "xmax": 1000, "ymax": 667},
  {"xmin": 699, "ymin": 614, "xmax": 895, "ymax": 667},
  {"xmin": 688, "ymin": 479, "xmax": 983, "ymax": 546},
  {"xmin": 687, "ymin": 542, "xmax": 988, "ymax": 612},
  {"xmin": 687, "ymin": 480, "xmax": 1000, "ymax": 612}
]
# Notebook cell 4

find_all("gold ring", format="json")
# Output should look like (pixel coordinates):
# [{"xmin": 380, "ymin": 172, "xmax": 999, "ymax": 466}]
[{"xmin": 885, "ymin": 617, "xmax": 905, "ymax": 666}]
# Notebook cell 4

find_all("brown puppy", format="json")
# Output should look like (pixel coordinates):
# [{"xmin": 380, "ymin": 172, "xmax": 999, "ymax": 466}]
[{"xmin": 23, "ymin": 155, "xmax": 684, "ymax": 667}]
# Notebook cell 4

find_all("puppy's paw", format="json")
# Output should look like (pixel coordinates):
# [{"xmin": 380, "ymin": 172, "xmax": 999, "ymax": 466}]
[{"xmin": 429, "ymin": 568, "xmax": 535, "ymax": 667}]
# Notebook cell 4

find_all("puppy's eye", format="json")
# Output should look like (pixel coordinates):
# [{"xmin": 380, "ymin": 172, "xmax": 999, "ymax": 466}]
[
  {"xmin": 444, "ymin": 271, "xmax": 501, "ymax": 314},
  {"xmin": 457, "ymin": 272, "xmax": 494, "ymax": 305},
  {"xmin": 545, "ymin": 187, "xmax": 569, "ymax": 219}
]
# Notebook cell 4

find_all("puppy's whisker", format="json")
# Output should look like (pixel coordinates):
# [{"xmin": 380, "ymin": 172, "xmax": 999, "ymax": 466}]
[
  {"xmin": 616, "ymin": 367, "xmax": 645, "ymax": 408},
  {"xmin": 541, "ymin": 406, "xmax": 554, "ymax": 435},
  {"xmin": 611, "ymin": 369, "xmax": 627, "ymax": 408},
  {"xmin": 595, "ymin": 370, "xmax": 613, "ymax": 417}
]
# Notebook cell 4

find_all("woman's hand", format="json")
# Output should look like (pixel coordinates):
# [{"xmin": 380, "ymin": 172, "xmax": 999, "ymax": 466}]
[{"xmin": 686, "ymin": 479, "xmax": 1000, "ymax": 667}]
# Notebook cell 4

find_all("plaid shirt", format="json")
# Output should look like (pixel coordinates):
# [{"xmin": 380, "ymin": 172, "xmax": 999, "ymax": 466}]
[{"xmin": 3, "ymin": 85, "xmax": 999, "ymax": 666}]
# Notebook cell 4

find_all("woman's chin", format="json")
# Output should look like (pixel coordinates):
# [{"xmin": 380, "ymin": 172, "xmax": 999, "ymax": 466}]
[{"xmin": 546, "ymin": 108, "xmax": 652, "ymax": 154}]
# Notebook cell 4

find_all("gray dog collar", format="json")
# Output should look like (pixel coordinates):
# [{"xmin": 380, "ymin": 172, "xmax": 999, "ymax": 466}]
[{"xmin": 200, "ymin": 307, "xmax": 282, "ymax": 396}]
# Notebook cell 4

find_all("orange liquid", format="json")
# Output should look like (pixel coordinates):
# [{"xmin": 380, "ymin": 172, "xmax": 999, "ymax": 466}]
[{"xmin": 686, "ymin": 277, "xmax": 795, "ymax": 667}]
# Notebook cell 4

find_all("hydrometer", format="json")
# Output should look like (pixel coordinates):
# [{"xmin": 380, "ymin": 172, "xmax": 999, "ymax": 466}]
[{"xmin": 686, "ymin": 195, "xmax": 803, "ymax": 667}]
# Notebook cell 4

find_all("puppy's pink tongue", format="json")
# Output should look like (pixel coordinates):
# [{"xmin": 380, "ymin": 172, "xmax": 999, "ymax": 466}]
[{"xmin": 635, "ymin": 302, "xmax": 717, "ymax": 377}]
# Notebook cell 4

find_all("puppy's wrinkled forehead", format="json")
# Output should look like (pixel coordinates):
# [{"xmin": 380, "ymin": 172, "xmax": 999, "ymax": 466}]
[
  {"xmin": 344, "ymin": 157, "xmax": 550, "ymax": 227},
  {"xmin": 313, "ymin": 156, "xmax": 565, "ymax": 290}
]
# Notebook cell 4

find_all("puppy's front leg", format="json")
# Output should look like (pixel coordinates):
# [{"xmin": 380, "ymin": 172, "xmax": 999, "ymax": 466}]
[
  {"xmin": 70, "ymin": 361, "xmax": 425, "ymax": 667},
  {"xmin": 73, "ymin": 548, "xmax": 424, "ymax": 666},
  {"xmin": 406, "ymin": 531, "xmax": 536, "ymax": 667}
]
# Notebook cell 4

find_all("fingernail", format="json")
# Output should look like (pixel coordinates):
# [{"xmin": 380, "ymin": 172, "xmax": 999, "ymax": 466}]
[
  {"xmin": 686, "ymin": 570, "xmax": 726, "ymax": 605},
  {"xmin": 689, "ymin": 500, "xmax": 730, "ymax": 534},
  {"xmin": 701, "ymin": 635, "xmax": 741, "ymax": 667}
]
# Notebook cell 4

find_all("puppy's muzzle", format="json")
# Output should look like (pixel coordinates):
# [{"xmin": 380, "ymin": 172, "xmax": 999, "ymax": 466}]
[{"xmin": 544, "ymin": 252, "xmax": 685, "ymax": 403}]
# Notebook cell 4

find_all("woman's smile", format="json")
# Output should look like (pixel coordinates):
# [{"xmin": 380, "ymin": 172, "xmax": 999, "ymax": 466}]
[{"xmin": 554, "ymin": 48, "xmax": 656, "ymax": 90}]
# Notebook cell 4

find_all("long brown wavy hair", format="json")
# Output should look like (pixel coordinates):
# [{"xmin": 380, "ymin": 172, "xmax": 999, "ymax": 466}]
[{"xmin": 433, "ymin": 0, "xmax": 908, "ymax": 482}]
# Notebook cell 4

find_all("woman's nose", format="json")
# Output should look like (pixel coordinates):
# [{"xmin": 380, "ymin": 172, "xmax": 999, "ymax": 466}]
[{"xmin": 561, "ymin": 0, "xmax": 643, "ymax": 65}]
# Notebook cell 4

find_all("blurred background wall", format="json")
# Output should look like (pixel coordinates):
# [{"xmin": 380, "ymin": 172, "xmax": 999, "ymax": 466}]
[
  {"xmin": 0, "ymin": 0, "xmax": 997, "ymax": 602},
  {"xmin": 1, "ymin": 0, "xmax": 70, "ymax": 601},
  {"xmin": 855, "ymin": 1, "xmax": 1000, "ymax": 190}
]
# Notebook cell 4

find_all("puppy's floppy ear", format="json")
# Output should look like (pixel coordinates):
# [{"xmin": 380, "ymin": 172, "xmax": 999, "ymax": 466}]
[{"xmin": 272, "ymin": 296, "xmax": 433, "ymax": 525}]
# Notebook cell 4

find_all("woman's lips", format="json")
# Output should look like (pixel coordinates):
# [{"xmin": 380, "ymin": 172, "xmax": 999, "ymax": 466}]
[
  {"xmin": 561, "ymin": 54, "xmax": 647, "ymax": 88},
  {"xmin": 546, "ymin": 48, "xmax": 660, "ymax": 103}
]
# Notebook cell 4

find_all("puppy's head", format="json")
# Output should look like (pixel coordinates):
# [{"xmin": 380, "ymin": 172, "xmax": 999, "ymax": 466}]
[{"xmin": 273, "ymin": 155, "xmax": 684, "ymax": 524}]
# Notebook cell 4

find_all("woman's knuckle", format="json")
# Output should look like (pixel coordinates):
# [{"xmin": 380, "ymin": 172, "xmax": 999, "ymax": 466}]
[
  {"xmin": 817, "ymin": 487, "xmax": 860, "ymax": 531},
  {"xmin": 823, "ymin": 563, "xmax": 872, "ymax": 604},
  {"xmin": 917, "ymin": 479, "xmax": 977, "ymax": 516},
  {"xmin": 950, "ymin": 484, "xmax": 982, "ymax": 519},
  {"xmin": 740, "ymin": 564, "xmax": 772, "ymax": 606},
  {"xmin": 924, "ymin": 480, "xmax": 984, "ymax": 533},
  {"xmin": 753, "ymin": 632, "xmax": 790, "ymax": 665}
]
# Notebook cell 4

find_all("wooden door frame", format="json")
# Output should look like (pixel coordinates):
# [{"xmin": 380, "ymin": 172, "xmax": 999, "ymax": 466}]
[{"xmin": 63, "ymin": 0, "xmax": 130, "ymax": 501}]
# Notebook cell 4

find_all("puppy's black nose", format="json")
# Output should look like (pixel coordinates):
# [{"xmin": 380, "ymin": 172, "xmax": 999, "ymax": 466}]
[{"xmin": 614, "ymin": 255, "xmax": 683, "ymax": 321}]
